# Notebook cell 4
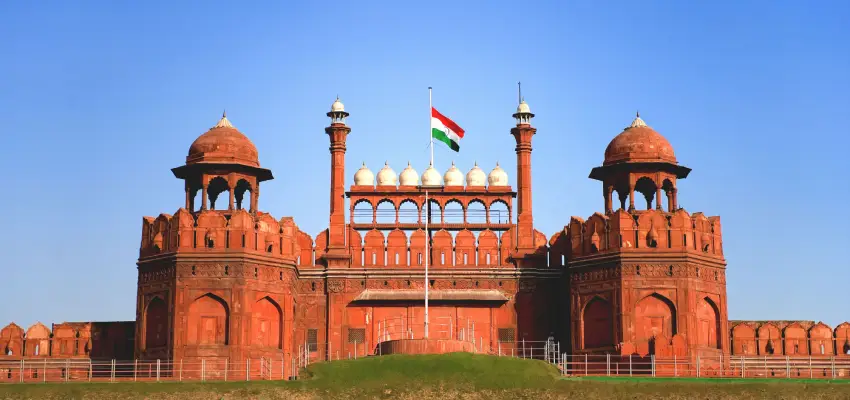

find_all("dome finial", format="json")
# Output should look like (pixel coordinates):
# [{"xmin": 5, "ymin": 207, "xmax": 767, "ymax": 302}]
[
  {"xmin": 628, "ymin": 111, "xmax": 648, "ymax": 129},
  {"xmin": 213, "ymin": 110, "xmax": 234, "ymax": 129}
]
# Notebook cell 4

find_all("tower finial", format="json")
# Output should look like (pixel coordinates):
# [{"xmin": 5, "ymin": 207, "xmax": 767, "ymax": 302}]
[
  {"xmin": 213, "ymin": 110, "xmax": 234, "ymax": 128},
  {"xmin": 518, "ymin": 81, "xmax": 522, "ymax": 105},
  {"xmin": 628, "ymin": 111, "xmax": 648, "ymax": 129}
]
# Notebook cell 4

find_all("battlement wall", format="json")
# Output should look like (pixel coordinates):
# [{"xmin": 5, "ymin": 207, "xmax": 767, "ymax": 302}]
[
  {"xmin": 730, "ymin": 321, "xmax": 850, "ymax": 356},
  {"xmin": 0, "ymin": 322, "xmax": 134, "ymax": 359},
  {"xmin": 139, "ymin": 209, "xmax": 301, "ymax": 262},
  {"xmin": 557, "ymin": 209, "xmax": 724, "ymax": 261}
]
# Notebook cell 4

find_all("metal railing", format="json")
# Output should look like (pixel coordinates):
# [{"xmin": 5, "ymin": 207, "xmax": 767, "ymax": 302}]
[
  {"xmin": 352, "ymin": 208, "xmax": 511, "ymax": 225},
  {"xmin": 0, "ymin": 356, "xmax": 297, "ymax": 383},
  {"xmin": 559, "ymin": 354, "xmax": 850, "ymax": 379}
]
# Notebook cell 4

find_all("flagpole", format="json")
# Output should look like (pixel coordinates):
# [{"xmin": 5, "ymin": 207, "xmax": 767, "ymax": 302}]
[{"xmin": 424, "ymin": 86, "xmax": 432, "ymax": 339}]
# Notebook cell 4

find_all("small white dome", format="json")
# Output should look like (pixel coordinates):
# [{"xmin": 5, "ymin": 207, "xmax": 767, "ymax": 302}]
[
  {"xmin": 376, "ymin": 162, "xmax": 398, "ymax": 186},
  {"xmin": 399, "ymin": 162, "xmax": 419, "ymax": 186},
  {"xmin": 488, "ymin": 162, "xmax": 509, "ymax": 186},
  {"xmin": 421, "ymin": 162, "xmax": 442, "ymax": 186},
  {"xmin": 353, "ymin": 162, "xmax": 374, "ymax": 186},
  {"xmin": 331, "ymin": 96, "xmax": 345, "ymax": 112},
  {"xmin": 516, "ymin": 100, "xmax": 531, "ymax": 114},
  {"xmin": 466, "ymin": 162, "xmax": 486, "ymax": 187},
  {"xmin": 444, "ymin": 161, "xmax": 464, "ymax": 186}
]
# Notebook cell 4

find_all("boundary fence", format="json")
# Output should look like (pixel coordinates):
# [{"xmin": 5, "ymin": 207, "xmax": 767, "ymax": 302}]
[
  {"xmin": 560, "ymin": 354, "xmax": 850, "ymax": 379},
  {"xmin": 6, "ymin": 342, "xmax": 850, "ymax": 384}
]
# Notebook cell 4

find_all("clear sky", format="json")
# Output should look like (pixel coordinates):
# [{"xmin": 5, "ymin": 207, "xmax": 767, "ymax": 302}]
[{"xmin": 1, "ymin": 1, "xmax": 848, "ymax": 329}]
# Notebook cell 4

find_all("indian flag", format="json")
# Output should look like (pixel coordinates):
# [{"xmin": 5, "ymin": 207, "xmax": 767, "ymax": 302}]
[{"xmin": 431, "ymin": 107, "xmax": 464, "ymax": 152}]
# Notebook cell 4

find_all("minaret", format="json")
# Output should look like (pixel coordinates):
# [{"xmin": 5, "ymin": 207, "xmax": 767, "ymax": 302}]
[
  {"xmin": 511, "ymin": 97, "xmax": 536, "ymax": 254},
  {"xmin": 325, "ymin": 97, "xmax": 350, "ymax": 260}
]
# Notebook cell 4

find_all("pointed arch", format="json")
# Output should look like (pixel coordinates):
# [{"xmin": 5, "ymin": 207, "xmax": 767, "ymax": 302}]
[
  {"xmin": 398, "ymin": 199, "xmax": 419, "ymax": 224},
  {"xmin": 757, "ymin": 323, "xmax": 781, "ymax": 355},
  {"xmin": 444, "ymin": 199, "xmax": 464, "ymax": 224},
  {"xmin": 582, "ymin": 296, "xmax": 613, "ymax": 349},
  {"xmin": 835, "ymin": 322, "xmax": 850, "ymax": 355},
  {"xmin": 731, "ymin": 323, "xmax": 756, "ymax": 355},
  {"xmin": 634, "ymin": 177, "xmax": 658, "ymax": 210},
  {"xmin": 466, "ymin": 199, "xmax": 487, "ymax": 224},
  {"xmin": 375, "ymin": 199, "xmax": 396, "ymax": 224},
  {"xmin": 809, "ymin": 323, "xmax": 834, "ymax": 356},
  {"xmin": 187, "ymin": 293, "xmax": 230, "ymax": 345},
  {"xmin": 24, "ymin": 323, "xmax": 51, "ymax": 356},
  {"xmin": 207, "ymin": 176, "xmax": 231, "ymax": 210},
  {"xmin": 696, "ymin": 297, "xmax": 721, "ymax": 349},
  {"xmin": 352, "ymin": 199, "xmax": 374, "ymax": 224},
  {"xmin": 489, "ymin": 200, "xmax": 510, "ymax": 224},
  {"xmin": 144, "ymin": 296, "xmax": 168, "ymax": 349},
  {"xmin": 253, "ymin": 296, "xmax": 283, "ymax": 349},
  {"xmin": 634, "ymin": 293, "xmax": 676, "ymax": 348},
  {"xmin": 423, "ymin": 199, "xmax": 442, "ymax": 224},
  {"xmin": 234, "ymin": 179, "xmax": 253, "ymax": 210},
  {"xmin": 783, "ymin": 323, "xmax": 807, "ymax": 355}
]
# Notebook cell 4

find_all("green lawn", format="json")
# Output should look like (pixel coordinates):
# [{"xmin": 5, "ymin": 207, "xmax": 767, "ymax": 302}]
[{"xmin": 1, "ymin": 353, "xmax": 848, "ymax": 399}]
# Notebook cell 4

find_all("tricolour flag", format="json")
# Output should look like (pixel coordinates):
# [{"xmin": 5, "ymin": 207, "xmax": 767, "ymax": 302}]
[{"xmin": 431, "ymin": 107, "xmax": 464, "ymax": 152}]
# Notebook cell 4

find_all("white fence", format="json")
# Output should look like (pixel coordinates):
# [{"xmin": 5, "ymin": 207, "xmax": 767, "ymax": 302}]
[{"xmin": 559, "ymin": 354, "xmax": 850, "ymax": 379}]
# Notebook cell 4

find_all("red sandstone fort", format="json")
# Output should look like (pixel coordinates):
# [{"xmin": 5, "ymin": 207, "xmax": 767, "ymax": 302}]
[{"xmin": 1, "ymin": 98, "xmax": 847, "ymax": 369}]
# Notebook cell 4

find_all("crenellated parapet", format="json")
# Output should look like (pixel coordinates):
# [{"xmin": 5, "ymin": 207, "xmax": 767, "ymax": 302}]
[
  {"xmin": 730, "ymin": 321, "xmax": 850, "ymax": 356},
  {"xmin": 553, "ymin": 209, "xmax": 724, "ymax": 260},
  {"xmin": 0, "ymin": 321, "xmax": 134, "ymax": 359},
  {"xmin": 139, "ymin": 209, "xmax": 300, "ymax": 263}
]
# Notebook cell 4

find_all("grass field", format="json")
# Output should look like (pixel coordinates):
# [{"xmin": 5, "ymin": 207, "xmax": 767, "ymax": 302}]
[{"xmin": 1, "ymin": 353, "xmax": 849, "ymax": 399}]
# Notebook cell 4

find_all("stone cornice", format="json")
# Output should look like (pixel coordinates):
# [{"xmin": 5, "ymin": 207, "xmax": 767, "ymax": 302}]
[
  {"xmin": 138, "ymin": 251, "xmax": 296, "ymax": 270},
  {"xmin": 568, "ymin": 250, "xmax": 727, "ymax": 270},
  {"xmin": 304, "ymin": 267, "xmax": 562, "ymax": 280}
]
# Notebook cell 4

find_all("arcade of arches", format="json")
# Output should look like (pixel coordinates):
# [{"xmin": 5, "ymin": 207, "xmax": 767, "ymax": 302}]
[{"xmin": 1, "ymin": 101, "xmax": 845, "ymax": 366}]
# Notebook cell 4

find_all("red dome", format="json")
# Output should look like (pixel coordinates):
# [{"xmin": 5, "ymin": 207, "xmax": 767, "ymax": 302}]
[
  {"xmin": 187, "ymin": 114, "xmax": 259, "ymax": 167},
  {"xmin": 603, "ymin": 115, "xmax": 676, "ymax": 166}
]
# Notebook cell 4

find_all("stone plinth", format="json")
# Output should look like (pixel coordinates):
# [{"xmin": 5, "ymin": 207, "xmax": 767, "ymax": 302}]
[{"xmin": 377, "ymin": 339, "xmax": 477, "ymax": 355}]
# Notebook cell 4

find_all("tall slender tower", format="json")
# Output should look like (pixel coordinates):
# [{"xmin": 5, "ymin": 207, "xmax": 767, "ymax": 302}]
[
  {"xmin": 511, "ymin": 98, "xmax": 537, "ymax": 257},
  {"xmin": 324, "ymin": 97, "xmax": 351, "ymax": 266}
]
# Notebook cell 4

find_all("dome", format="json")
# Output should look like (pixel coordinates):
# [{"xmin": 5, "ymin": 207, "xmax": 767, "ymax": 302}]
[
  {"xmin": 444, "ymin": 162, "xmax": 464, "ymax": 186},
  {"xmin": 516, "ymin": 100, "xmax": 531, "ymax": 114},
  {"xmin": 466, "ymin": 162, "xmax": 486, "ymax": 187},
  {"xmin": 330, "ymin": 96, "xmax": 345, "ymax": 112},
  {"xmin": 488, "ymin": 162, "xmax": 509, "ymax": 186},
  {"xmin": 353, "ymin": 162, "xmax": 374, "ymax": 186},
  {"xmin": 187, "ymin": 112, "xmax": 260, "ymax": 167},
  {"xmin": 421, "ymin": 162, "xmax": 442, "ymax": 186},
  {"xmin": 376, "ymin": 162, "xmax": 398, "ymax": 186},
  {"xmin": 399, "ymin": 162, "xmax": 419, "ymax": 186},
  {"xmin": 604, "ymin": 113, "xmax": 676, "ymax": 166}
]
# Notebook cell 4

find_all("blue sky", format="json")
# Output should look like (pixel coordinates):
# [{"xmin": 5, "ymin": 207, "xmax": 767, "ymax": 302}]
[{"xmin": 0, "ymin": 1, "xmax": 848, "ymax": 328}]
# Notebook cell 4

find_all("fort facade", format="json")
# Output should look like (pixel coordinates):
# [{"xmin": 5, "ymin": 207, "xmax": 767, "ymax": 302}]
[{"xmin": 2, "ymin": 98, "xmax": 847, "ymax": 367}]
